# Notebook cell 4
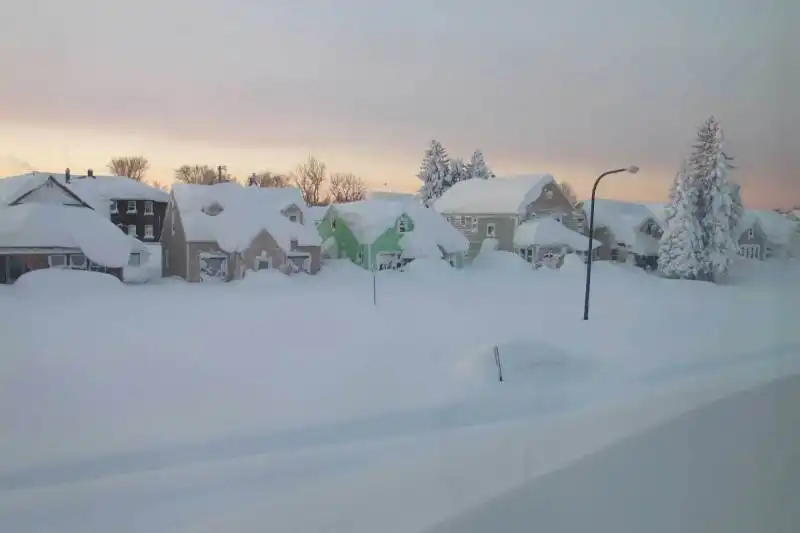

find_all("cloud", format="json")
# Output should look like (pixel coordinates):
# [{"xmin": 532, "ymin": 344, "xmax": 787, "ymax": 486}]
[{"xmin": 0, "ymin": 0, "xmax": 797, "ymax": 203}]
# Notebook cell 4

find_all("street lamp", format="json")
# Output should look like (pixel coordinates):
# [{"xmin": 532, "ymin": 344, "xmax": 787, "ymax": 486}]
[{"xmin": 583, "ymin": 166, "xmax": 639, "ymax": 321}]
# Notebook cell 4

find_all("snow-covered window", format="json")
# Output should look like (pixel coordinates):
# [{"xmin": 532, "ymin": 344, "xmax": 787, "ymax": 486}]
[
  {"xmin": 48, "ymin": 255, "xmax": 67, "ymax": 268},
  {"xmin": 486, "ymin": 223, "xmax": 496, "ymax": 238},
  {"xmin": 747, "ymin": 228, "xmax": 754, "ymax": 240},
  {"xmin": 129, "ymin": 253, "xmax": 141, "ymax": 266},
  {"xmin": 144, "ymin": 201, "xmax": 154, "ymax": 215},
  {"xmin": 109, "ymin": 200, "xmax": 118, "ymax": 214},
  {"xmin": 289, "ymin": 214, "xmax": 298, "ymax": 222},
  {"xmin": 545, "ymin": 189, "xmax": 554, "ymax": 200},
  {"xmin": 397, "ymin": 218, "xmax": 409, "ymax": 233},
  {"xmin": 144, "ymin": 225, "xmax": 154, "ymax": 239},
  {"xmin": 70, "ymin": 254, "xmax": 87, "ymax": 268},
  {"xmin": 128, "ymin": 224, "xmax": 137, "ymax": 237},
  {"xmin": 611, "ymin": 248, "xmax": 620, "ymax": 261},
  {"xmin": 257, "ymin": 259, "xmax": 270, "ymax": 270},
  {"xmin": 471, "ymin": 217, "xmax": 478, "ymax": 232},
  {"xmin": 127, "ymin": 200, "xmax": 137, "ymax": 214}
]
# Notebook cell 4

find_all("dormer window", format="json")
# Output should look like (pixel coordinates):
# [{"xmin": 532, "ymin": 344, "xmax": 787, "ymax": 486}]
[
  {"xmin": 289, "ymin": 214, "xmax": 298, "ymax": 222},
  {"xmin": 202, "ymin": 202, "xmax": 224, "ymax": 216},
  {"xmin": 126, "ymin": 200, "xmax": 137, "ymax": 214},
  {"xmin": 397, "ymin": 218, "xmax": 409, "ymax": 233}
]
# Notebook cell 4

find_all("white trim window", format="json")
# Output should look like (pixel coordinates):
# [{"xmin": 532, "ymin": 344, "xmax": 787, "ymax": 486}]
[
  {"xmin": 171, "ymin": 216, "xmax": 176, "ymax": 236},
  {"xmin": 747, "ymin": 228, "xmax": 755, "ymax": 240},
  {"xmin": 289, "ymin": 214, "xmax": 298, "ymax": 222},
  {"xmin": 144, "ymin": 201, "xmax": 154, "ymax": 215},
  {"xmin": 126, "ymin": 200, "xmax": 137, "ymax": 214},
  {"xmin": 69, "ymin": 253, "xmax": 87, "ymax": 268},
  {"xmin": 397, "ymin": 218, "xmax": 409, "ymax": 233},
  {"xmin": 545, "ymin": 189, "xmax": 554, "ymax": 200},
  {"xmin": 129, "ymin": 252, "xmax": 141, "ymax": 266},
  {"xmin": 109, "ymin": 200, "xmax": 119, "ymax": 214},
  {"xmin": 127, "ymin": 224, "xmax": 137, "ymax": 237},
  {"xmin": 144, "ymin": 225, "xmax": 154, "ymax": 239},
  {"xmin": 48, "ymin": 254, "xmax": 67, "ymax": 268},
  {"xmin": 471, "ymin": 217, "xmax": 478, "ymax": 233},
  {"xmin": 486, "ymin": 222, "xmax": 496, "ymax": 238}
]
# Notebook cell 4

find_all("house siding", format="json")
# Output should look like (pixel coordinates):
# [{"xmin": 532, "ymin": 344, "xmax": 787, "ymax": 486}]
[
  {"xmin": 110, "ymin": 199, "xmax": 167, "ymax": 242},
  {"xmin": 445, "ymin": 214, "xmax": 518, "ymax": 260},
  {"xmin": 160, "ymin": 194, "xmax": 189, "ymax": 279},
  {"xmin": 187, "ymin": 242, "xmax": 237, "ymax": 282},
  {"xmin": 523, "ymin": 183, "xmax": 582, "ymax": 231},
  {"xmin": 0, "ymin": 250, "xmax": 122, "ymax": 283},
  {"xmin": 737, "ymin": 224, "xmax": 767, "ymax": 259}
]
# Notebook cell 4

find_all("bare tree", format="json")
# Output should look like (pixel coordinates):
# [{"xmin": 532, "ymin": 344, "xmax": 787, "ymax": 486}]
[
  {"xmin": 250, "ymin": 171, "xmax": 290, "ymax": 188},
  {"xmin": 148, "ymin": 180, "xmax": 168, "ymax": 191},
  {"xmin": 174, "ymin": 165, "xmax": 235, "ymax": 185},
  {"xmin": 329, "ymin": 173, "xmax": 366, "ymax": 203},
  {"xmin": 559, "ymin": 181, "xmax": 578, "ymax": 206},
  {"xmin": 108, "ymin": 156, "xmax": 149, "ymax": 181},
  {"xmin": 293, "ymin": 156, "xmax": 327, "ymax": 205}
]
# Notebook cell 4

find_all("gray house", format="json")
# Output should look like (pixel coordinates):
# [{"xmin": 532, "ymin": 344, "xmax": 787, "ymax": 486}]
[
  {"xmin": 578, "ymin": 199, "xmax": 663, "ymax": 270},
  {"xmin": 734, "ymin": 210, "xmax": 799, "ymax": 260},
  {"xmin": 161, "ymin": 183, "xmax": 321, "ymax": 282},
  {"xmin": 433, "ymin": 174, "xmax": 586, "ymax": 264}
]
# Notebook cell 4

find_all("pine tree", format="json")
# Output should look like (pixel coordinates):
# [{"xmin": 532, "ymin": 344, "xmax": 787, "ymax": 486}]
[
  {"xmin": 465, "ymin": 150, "xmax": 495, "ymax": 180},
  {"xmin": 417, "ymin": 140, "xmax": 452, "ymax": 205},
  {"xmin": 658, "ymin": 163, "xmax": 703, "ymax": 280},
  {"xmin": 449, "ymin": 158, "xmax": 468, "ymax": 185},
  {"xmin": 687, "ymin": 117, "xmax": 737, "ymax": 282}
]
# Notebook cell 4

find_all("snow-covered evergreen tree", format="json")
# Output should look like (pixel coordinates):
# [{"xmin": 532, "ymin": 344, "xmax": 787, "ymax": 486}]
[
  {"xmin": 658, "ymin": 163, "xmax": 703, "ymax": 280},
  {"xmin": 687, "ymin": 117, "xmax": 738, "ymax": 282},
  {"xmin": 417, "ymin": 140, "xmax": 451, "ymax": 206},
  {"xmin": 465, "ymin": 150, "xmax": 495, "ymax": 180},
  {"xmin": 449, "ymin": 158, "xmax": 468, "ymax": 185}
]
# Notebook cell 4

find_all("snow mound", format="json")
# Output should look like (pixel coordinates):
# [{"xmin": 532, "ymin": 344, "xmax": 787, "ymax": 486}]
[
  {"xmin": 403, "ymin": 258, "xmax": 455, "ymax": 279},
  {"xmin": 454, "ymin": 340, "xmax": 594, "ymax": 385},
  {"xmin": 434, "ymin": 174, "xmax": 555, "ymax": 215},
  {"xmin": 561, "ymin": 253, "xmax": 585, "ymax": 272},
  {"xmin": 316, "ymin": 259, "xmax": 369, "ymax": 281},
  {"xmin": 237, "ymin": 269, "xmax": 291, "ymax": 286},
  {"xmin": 480, "ymin": 238, "xmax": 499, "ymax": 252},
  {"xmin": 514, "ymin": 217, "xmax": 600, "ymax": 250},
  {"xmin": 13, "ymin": 269, "xmax": 123, "ymax": 292},
  {"xmin": 471, "ymin": 251, "xmax": 531, "ymax": 274}
]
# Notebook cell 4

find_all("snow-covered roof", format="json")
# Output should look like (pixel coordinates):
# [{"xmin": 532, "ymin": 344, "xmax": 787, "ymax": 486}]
[
  {"xmin": 0, "ymin": 172, "xmax": 169, "ymax": 204},
  {"xmin": 398, "ymin": 202, "xmax": 469, "ymax": 257},
  {"xmin": 332, "ymin": 200, "xmax": 406, "ymax": 243},
  {"xmin": 0, "ymin": 204, "xmax": 134, "ymax": 267},
  {"xmin": 433, "ymin": 174, "xmax": 555, "ymax": 215},
  {"xmin": 643, "ymin": 203, "xmax": 668, "ymax": 225},
  {"xmin": 305, "ymin": 205, "xmax": 330, "ymax": 225},
  {"xmin": 172, "ymin": 183, "xmax": 320, "ymax": 252},
  {"xmin": 514, "ymin": 217, "xmax": 601, "ymax": 250},
  {"xmin": 580, "ymin": 199, "xmax": 659, "ymax": 245},
  {"xmin": 243, "ymin": 185, "xmax": 306, "ymax": 211},
  {"xmin": 746, "ymin": 210, "xmax": 798, "ymax": 245}
]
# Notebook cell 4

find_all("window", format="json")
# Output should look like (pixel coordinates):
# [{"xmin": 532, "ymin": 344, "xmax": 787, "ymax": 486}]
[
  {"xmin": 289, "ymin": 214, "xmax": 298, "ymax": 222},
  {"xmin": 48, "ymin": 255, "xmax": 67, "ymax": 268},
  {"xmin": 486, "ymin": 223, "xmax": 496, "ymax": 238},
  {"xmin": 397, "ymin": 218, "xmax": 409, "ymax": 233},
  {"xmin": 471, "ymin": 217, "xmax": 478, "ymax": 232},
  {"xmin": 109, "ymin": 200, "xmax": 118, "ymax": 214},
  {"xmin": 144, "ymin": 201, "xmax": 154, "ymax": 215},
  {"xmin": 611, "ymin": 248, "xmax": 620, "ymax": 261},
  {"xmin": 331, "ymin": 218, "xmax": 337, "ymax": 230},
  {"xmin": 129, "ymin": 253, "xmax": 141, "ymax": 266},
  {"xmin": 457, "ymin": 216, "xmax": 464, "ymax": 225},
  {"xmin": 552, "ymin": 213, "xmax": 563, "ymax": 223},
  {"xmin": 171, "ymin": 216, "xmax": 175, "ymax": 236},
  {"xmin": 126, "ymin": 200, "xmax": 137, "ymax": 214},
  {"xmin": 128, "ymin": 224, "xmax": 137, "ymax": 237},
  {"xmin": 257, "ymin": 259, "xmax": 270, "ymax": 270},
  {"xmin": 164, "ymin": 249, "xmax": 169, "ymax": 268},
  {"xmin": 545, "ymin": 189, "xmax": 554, "ymax": 200},
  {"xmin": 747, "ymin": 228, "xmax": 754, "ymax": 240},
  {"xmin": 144, "ymin": 225, "xmax": 154, "ymax": 239},
  {"xmin": 70, "ymin": 254, "xmax": 87, "ymax": 268}
]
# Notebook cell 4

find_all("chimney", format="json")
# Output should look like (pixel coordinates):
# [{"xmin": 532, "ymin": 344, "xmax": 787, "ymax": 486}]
[
  {"xmin": 87, "ymin": 169, "xmax": 95, "ymax": 179},
  {"xmin": 65, "ymin": 168, "xmax": 71, "ymax": 184},
  {"xmin": 249, "ymin": 173, "xmax": 257, "ymax": 187}
]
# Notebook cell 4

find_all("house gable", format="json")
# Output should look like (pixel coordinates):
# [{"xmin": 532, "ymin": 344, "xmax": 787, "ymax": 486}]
[
  {"xmin": 523, "ymin": 182, "xmax": 574, "ymax": 218},
  {"xmin": 9, "ymin": 176, "xmax": 92, "ymax": 208},
  {"xmin": 637, "ymin": 217, "xmax": 663, "ymax": 239},
  {"xmin": 282, "ymin": 203, "xmax": 304, "ymax": 224}
]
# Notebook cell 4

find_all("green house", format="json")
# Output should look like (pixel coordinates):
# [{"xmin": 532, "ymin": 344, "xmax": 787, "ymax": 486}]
[{"xmin": 318, "ymin": 200, "xmax": 468, "ymax": 270}]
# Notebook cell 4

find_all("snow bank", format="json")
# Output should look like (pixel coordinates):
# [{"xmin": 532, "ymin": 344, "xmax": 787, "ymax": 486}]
[
  {"xmin": 514, "ymin": 217, "xmax": 600, "ymax": 249},
  {"xmin": 13, "ymin": 268, "xmax": 123, "ymax": 292},
  {"xmin": 172, "ymin": 183, "xmax": 320, "ymax": 252},
  {"xmin": 580, "ymin": 199, "xmax": 658, "ymax": 245},
  {"xmin": 403, "ymin": 258, "xmax": 456, "ymax": 279},
  {"xmin": 0, "ymin": 204, "xmax": 133, "ymax": 267},
  {"xmin": 237, "ymin": 269, "xmax": 292, "ymax": 286},
  {"xmin": 470, "ymin": 250, "xmax": 531, "ymax": 274},
  {"xmin": 434, "ymin": 174, "xmax": 555, "ymax": 215},
  {"xmin": 560, "ymin": 253, "xmax": 585, "ymax": 272},
  {"xmin": 403, "ymin": 202, "xmax": 469, "ymax": 254}
]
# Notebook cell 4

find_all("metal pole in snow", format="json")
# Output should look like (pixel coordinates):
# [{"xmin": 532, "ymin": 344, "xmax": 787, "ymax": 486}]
[
  {"xmin": 494, "ymin": 345, "xmax": 503, "ymax": 382},
  {"xmin": 370, "ymin": 243, "xmax": 376, "ymax": 306}
]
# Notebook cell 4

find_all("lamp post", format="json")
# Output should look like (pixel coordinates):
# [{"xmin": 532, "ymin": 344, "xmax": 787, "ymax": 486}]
[{"xmin": 583, "ymin": 166, "xmax": 639, "ymax": 321}]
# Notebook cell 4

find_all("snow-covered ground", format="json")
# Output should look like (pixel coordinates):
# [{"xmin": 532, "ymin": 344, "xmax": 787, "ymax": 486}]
[{"xmin": 1, "ymin": 257, "xmax": 798, "ymax": 532}]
